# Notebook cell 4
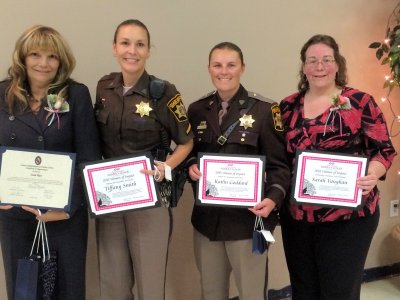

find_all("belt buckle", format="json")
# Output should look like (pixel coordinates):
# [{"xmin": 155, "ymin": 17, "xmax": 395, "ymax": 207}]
[{"xmin": 217, "ymin": 135, "xmax": 227, "ymax": 145}]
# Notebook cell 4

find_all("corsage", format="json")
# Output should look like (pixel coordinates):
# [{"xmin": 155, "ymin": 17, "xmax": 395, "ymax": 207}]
[{"xmin": 44, "ymin": 94, "xmax": 69, "ymax": 129}]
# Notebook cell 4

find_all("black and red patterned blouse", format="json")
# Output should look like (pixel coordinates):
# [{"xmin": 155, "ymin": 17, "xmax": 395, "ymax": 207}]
[{"xmin": 280, "ymin": 86, "xmax": 397, "ymax": 222}]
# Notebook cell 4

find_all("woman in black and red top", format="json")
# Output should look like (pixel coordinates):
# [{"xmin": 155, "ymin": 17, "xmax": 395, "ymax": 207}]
[{"xmin": 279, "ymin": 34, "xmax": 396, "ymax": 300}]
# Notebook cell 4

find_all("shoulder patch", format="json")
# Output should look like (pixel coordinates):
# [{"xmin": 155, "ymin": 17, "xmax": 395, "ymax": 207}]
[
  {"xmin": 271, "ymin": 104, "xmax": 283, "ymax": 131},
  {"xmin": 168, "ymin": 93, "xmax": 188, "ymax": 122},
  {"xmin": 248, "ymin": 91, "xmax": 274, "ymax": 104}
]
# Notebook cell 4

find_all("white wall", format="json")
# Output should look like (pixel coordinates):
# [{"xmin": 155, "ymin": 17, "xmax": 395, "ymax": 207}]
[{"xmin": 0, "ymin": 0, "xmax": 399, "ymax": 299}]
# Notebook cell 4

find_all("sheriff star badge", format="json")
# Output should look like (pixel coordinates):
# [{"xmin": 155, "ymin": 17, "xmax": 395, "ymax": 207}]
[
  {"xmin": 239, "ymin": 114, "xmax": 255, "ymax": 129},
  {"xmin": 136, "ymin": 101, "xmax": 153, "ymax": 117}
]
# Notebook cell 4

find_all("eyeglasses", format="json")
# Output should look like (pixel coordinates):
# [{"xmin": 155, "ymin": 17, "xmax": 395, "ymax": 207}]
[{"xmin": 304, "ymin": 57, "xmax": 336, "ymax": 67}]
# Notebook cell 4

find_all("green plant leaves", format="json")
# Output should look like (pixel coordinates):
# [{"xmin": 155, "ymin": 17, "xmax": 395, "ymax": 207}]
[
  {"xmin": 369, "ymin": 42, "xmax": 381, "ymax": 48},
  {"xmin": 370, "ymin": 3, "xmax": 400, "ymax": 89}
]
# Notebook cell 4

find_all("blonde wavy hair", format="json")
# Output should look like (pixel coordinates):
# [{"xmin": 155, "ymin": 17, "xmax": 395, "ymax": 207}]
[{"xmin": 6, "ymin": 25, "xmax": 76, "ymax": 113}]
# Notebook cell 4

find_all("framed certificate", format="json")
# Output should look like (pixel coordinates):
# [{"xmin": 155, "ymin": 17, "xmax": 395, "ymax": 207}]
[
  {"xmin": 292, "ymin": 150, "xmax": 368, "ymax": 210},
  {"xmin": 196, "ymin": 153, "xmax": 265, "ymax": 207},
  {"xmin": 0, "ymin": 147, "xmax": 75, "ymax": 211},
  {"xmin": 81, "ymin": 153, "xmax": 160, "ymax": 216}
]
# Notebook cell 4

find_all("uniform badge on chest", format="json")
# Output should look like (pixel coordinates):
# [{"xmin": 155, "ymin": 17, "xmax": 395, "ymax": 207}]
[
  {"xmin": 136, "ymin": 101, "xmax": 153, "ymax": 117},
  {"xmin": 239, "ymin": 114, "xmax": 255, "ymax": 129}
]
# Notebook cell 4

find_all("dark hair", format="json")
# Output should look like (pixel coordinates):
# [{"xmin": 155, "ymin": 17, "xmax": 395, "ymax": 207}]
[
  {"xmin": 113, "ymin": 19, "xmax": 150, "ymax": 46},
  {"xmin": 208, "ymin": 42, "xmax": 244, "ymax": 65},
  {"xmin": 297, "ymin": 34, "xmax": 347, "ymax": 93}
]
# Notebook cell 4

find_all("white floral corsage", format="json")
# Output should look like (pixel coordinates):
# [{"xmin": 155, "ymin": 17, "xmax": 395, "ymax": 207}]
[
  {"xmin": 44, "ymin": 94, "xmax": 69, "ymax": 129},
  {"xmin": 324, "ymin": 94, "xmax": 351, "ymax": 136}
]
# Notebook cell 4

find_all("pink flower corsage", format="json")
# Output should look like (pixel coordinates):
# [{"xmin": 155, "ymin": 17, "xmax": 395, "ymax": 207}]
[
  {"xmin": 331, "ymin": 94, "xmax": 351, "ymax": 110},
  {"xmin": 44, "ymin": 94, "xmax": 69, "ymax": 129},
  {"xmin": 323, "ymin": 94, "xmax": 351, "ymax": 136}
]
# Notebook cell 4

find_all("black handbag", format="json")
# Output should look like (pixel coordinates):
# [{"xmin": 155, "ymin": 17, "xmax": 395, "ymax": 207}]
[{"xmin": 14, "ymin": 220, "xmax": 57, "ymax": 300}]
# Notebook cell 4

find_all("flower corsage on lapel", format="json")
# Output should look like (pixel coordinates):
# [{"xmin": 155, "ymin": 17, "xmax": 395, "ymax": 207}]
[
  {"xmin": 324, "ymin": 94, "xmax": 351, "ymax": 136},
  {"xmin": 44, "ymin": 94, "xmax": 69, "ymax": 129},
  {"xmin": 331, "ymin": 94, "xmax": 351, "ymax": 111}
]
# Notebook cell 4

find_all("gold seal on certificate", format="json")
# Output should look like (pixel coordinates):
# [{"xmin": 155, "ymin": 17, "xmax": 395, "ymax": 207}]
[
  {"xmin": 292, "ymin": 150, "xmax": 368, "ymax": 210},
  {"xmin": 196, "ymin": 153, "xmax": 265, "ymax": 207},
  {"xmin": 81, "ymin": 153, "xmax": 160, "ymax": 216},
  {"xmin": 0, "ymin": 147, "xmax": 75, "ymax": 211}
]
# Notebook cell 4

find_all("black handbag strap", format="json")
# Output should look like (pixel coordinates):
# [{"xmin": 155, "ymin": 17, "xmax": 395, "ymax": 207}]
[{"xmin": 217, "ymin": 98, "xmax": 257, "ymax": 146}]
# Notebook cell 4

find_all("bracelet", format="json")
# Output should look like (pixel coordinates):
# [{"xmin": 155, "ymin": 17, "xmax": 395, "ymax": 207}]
[
  {"xmin": 153, "ymin": 167, "xmax": 162, "ymax": 181},
  {"xmin": 154, "ymin": 160, "xmax": 172, "ymax": 181},
  {"xmin": 65, "ymin": 212, "xmax": 70, "ymax": 219}
]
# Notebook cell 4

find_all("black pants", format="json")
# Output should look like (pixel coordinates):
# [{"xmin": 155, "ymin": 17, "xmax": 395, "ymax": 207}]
[
  {"xmin": 280, "ymin": 206, "xmax": 379, "ymax": 300},
  {"xmin": 0, "ymin": 208, "xmax": 88, "ymax": 300}
]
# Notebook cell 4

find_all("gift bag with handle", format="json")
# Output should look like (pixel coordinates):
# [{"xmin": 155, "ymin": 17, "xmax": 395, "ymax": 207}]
[
  {"xmin": 14, "ymin": 220, "xmax": 57, "ymax": 300},
  {"xmin": 252, "ymin": 216, "xmax": 268, "ymax": 255},
  {"xmin": 14, "ymin": 255, "xmax": 39, "ymax": 300}
]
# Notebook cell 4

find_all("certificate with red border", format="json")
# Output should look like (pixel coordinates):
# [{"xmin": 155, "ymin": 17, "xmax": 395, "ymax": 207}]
[
  {"xmin": 292, "ymin": 150, "xmax": 368, "ymax": 210},
  {"xmin": 81, "ymin": 153, "xmax": 160, "ymax": 216},
  {"xmin": 196, "ymin": 153, "xmax": 265, "ymax": 207}
]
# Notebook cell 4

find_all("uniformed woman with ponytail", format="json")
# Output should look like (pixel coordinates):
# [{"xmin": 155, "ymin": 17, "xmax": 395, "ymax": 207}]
[{"xmin": 94, "ymin": 19, "xmax": 193, "ymax": 300}]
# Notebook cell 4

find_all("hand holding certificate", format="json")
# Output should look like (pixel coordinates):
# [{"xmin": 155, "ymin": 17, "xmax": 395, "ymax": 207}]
[
  {"xmin": 81, "ymin": 153, "xmax": 160, "ymax": 216},
  {"xmin": 0, "ymin": 147, "xmax": 75, "ymax": 211},
  {"xmin": 196, "ymin": 153, "xmax": 265, "ymax": 207},
  {"xmin": 292, "ymin": 150, "xmax": 368, "ymax": 210}
]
